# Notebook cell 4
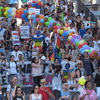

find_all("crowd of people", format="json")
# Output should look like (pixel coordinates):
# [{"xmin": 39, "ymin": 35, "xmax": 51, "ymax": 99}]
[{"xmin": 0, "ymin": 0, "xmax": 100, "ymax": 100}]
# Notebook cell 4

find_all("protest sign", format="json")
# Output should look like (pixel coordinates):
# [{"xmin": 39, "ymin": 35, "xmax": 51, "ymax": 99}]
[
  {"xmin": 20, "ymin": 26, "xmax": 29, "ymax": 39},
  {"xmin": 0, "ymin": 61, "xmax": 52, "ymax": 88},
  {"xmin": 0, "ymin": 31, "xmax": 4, "ymax": 40},
  {"xmin": 12, "ymin": 31, "xmax": 20, "ymax": 46},
  {"xmin": 28, "ymin": 8, "xmax": 40, "ymax": 14}
]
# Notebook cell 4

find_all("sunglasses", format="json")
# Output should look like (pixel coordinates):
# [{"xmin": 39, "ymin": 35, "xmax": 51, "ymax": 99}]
[
  {"xmin": 35, "ymin": 88, "xmax": 39, "ymax": 90},
  {"xmin": 43, "ymin": 84, "xmax": 46, "ymax": 85},
  {"xmin": 78, "ymin": 64, "xmax": 82, "ymax": 65},
  {"xmin": 65, "ymin": 85, "xmax": 68, "ymax": 86}
]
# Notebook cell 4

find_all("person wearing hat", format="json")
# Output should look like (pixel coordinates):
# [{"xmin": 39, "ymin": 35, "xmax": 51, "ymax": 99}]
[
  {"xmin": 39, "ymin": 79, "xmax": 54, "ymax": 100},
  {"xmin": 92, "ymin": 22, "xmax": 98, "ymax": 37}
]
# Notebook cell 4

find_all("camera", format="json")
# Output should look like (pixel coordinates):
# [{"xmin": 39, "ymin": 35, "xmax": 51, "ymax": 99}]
[{"xmin": 69, "ymin": 87, "xmax": 74, "ymax": 90}]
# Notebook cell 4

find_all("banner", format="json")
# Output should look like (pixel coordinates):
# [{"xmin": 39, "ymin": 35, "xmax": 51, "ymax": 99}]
[
  {"xmin": 28, "ymin": 8, "xmax": 40, "ymax": 14},
  {"xmin": 0, "ymin": 61, "xmax": 52, "ymax": 88},
  {"xmin": 20, "ymin": 26, "xmax": 29, "ymax": 39},
  {"xmin": 12, "ymin": 31, "xmax": 20, "ymax": 46}
]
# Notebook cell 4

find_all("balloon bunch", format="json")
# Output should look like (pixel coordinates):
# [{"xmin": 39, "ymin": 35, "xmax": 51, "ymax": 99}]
[
  {"xmin": 0, "ymin": 7, "xmax": 3, "ymax": 17},
  {"xmin": 2, "ymin": 7, "xmax": 9, "ymax": 18},
  {"xmin": 66, "ymin": 34, "xmax": 100, "ymax": 60},
  {"xmin": 29, "ymin": 0, "xmax": 43, "ymax": 9}
]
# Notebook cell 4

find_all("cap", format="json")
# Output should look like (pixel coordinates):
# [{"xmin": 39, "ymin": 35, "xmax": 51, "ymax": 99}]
[
  {"xmin": 40, "ymin": 79, "xmax": 47, "ymax": 84},
  {"xmin": 93, "ymin": 22, "xmax": 96, "ymax": 24},
  {"xmin": 14, "ymin": 1, "xmax": 18, "ymax": 4},
  {"xmin": 89, "ymin": 21, "xmax": 92, "ymax": 24}
]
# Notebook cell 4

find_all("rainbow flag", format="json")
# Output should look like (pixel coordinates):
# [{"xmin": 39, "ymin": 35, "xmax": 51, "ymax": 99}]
[{"xmin": 49, "ymin": 34, "xmax": 62, "ymax": 63}]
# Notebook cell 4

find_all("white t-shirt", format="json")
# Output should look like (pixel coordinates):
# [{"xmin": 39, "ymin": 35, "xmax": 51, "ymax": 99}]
[
  {"xmin": 32, "ymin": 94, "xmax": 42, "ymax": 100},
  {"xmin": 9, "ymin": 61, "xmax": 17, "ymax": 74},
  {"xmin": 93, "ymin": 41, "xmax": 100, "ymax": 52},
  {"xmin": 11, "ymin": 51, "xmax": 23, "ymax": 61},
  {"xmin": 7, "ymin": 85, "xmax": 14, "ymax": 100}
]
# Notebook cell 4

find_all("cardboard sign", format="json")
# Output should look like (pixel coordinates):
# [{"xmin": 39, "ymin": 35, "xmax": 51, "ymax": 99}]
[
  {"xmin": 20, "ymin": 26, "xmax": 29, "ymax": 39},
  {"xmin": 28, "ymin": 8, "xmax": 40, "ymax": 14},
  {"xmin": 12, "ymin": 31, "xmax": 20, "ymax": 45}
]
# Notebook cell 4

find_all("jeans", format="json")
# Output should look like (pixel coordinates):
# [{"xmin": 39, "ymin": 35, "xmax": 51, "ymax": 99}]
[
  {"xmin": 33, "ymin": 76, "xmax": 43, "ymax": 87},
  {"xmin": 8, "ymin": 74, "xmax": 17, "ymax": 84}
]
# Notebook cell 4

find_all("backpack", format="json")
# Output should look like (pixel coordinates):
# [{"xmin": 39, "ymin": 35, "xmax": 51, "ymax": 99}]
[{"xmin": 5, "ymin": 84, "xmax": 14, "ymax": 100}]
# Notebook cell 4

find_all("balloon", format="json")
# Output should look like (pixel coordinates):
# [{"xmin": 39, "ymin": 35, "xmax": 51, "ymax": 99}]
[
  {"xmin": 56, "ymin": 24, "xmax": 61, "ymax": 26},
  {"xmin": 81, "ymin": 50, "xmax": 85, "ymax": 55},
  {"xmin": 61, "ymin": 27, "xmax": 64, "ymax": 30},
  {"xmin": 50, "ymin": 19, "xmax": 55, "ymax": 23},
  {"xmin": 94, "ymin": 51, "xmax": 98, "ymax": 56},
  {"xmin": 28, "ymin": 15, "xmax": 31, "ymax": 20},
  {"xmin": 31, "ymin": 3, "xmax": 35, "ymax": 7},
  {"xmin": 36, "ymin": 14, "xmax": 40, "ymax": 18},
  {"xmin": 36, "ymin": 18, "xmax": 40, "ymax": 22},
  {"xmin": 45, "ymin": 22, "xmax": 49, "ymax": 26},
  {"xmin": 24, "ymin": 10, "xmax": 28, "ymax": 14},
  {"xmin": 25, "ymin": 18, "xmax": 29, "ymax": 22},
  {"xmin": 25, "ymin": 13, "xmax": 29, "ymax": 17},
  {"xmin": 59, "ymin": 30, "xmax": 63, "ymax": 35},
  {"xmin": 63, "ymin": 30, "xmax": 67, "ymax": 32},
  {"xmin": 53, "ymin": 22, "xmax": 57, "ymax": 26},
  {"xmin": 8, "ymin": 14, "xmax": 11, "ymax": 18},
  {"xmin": 71, "ymin": 38, "xmax": 75, "ymax": 42},
  {"xmin": 29, "ymin": 11, "xmax": 33, "ymax": 15},
  {"xmin": 38, "ymin": 21, "xmax": 42, "ymax": 25},
  {"xmin": 32, "ymin": 20, "xmax": 36, "ymax": 24},
  {"xmin": 48, "ymin": 17, "xmax": 52, "ymax": 22},
  {"xmin": 80, "ymin": 40, "xmax": 84, "ymax": 44},
  {"xmin": 98, "ymin": 52, "xmax": 100, "ymax": 56},
  {"xmin": 78, "ymin": 44, "xmax": 83, "ymax": 49},
  {"xmin": 44, "ymin": 17, "xmax": 48, "ymax": 22},
  {"xmin": 63, "ymin": 32, "xmax": 67, "ymax": 37},
  {"xmin": 57, "ymin": 29, "xmax": 60, "ymax": 33},
  {"xmin": 31, "ymin": 14, "xmax": 36, "ymax": 19},
  {"xmin": 23, "ymin": 0, "xmax": 27, "ymax": 3},
  {"xmin": 83, "ymin": 42, "xmax": 88, "ymax": 45},
  {"xmin": 85, "ymin": 47, "xmax": 90, "ymax": 50},
  {"xmin": 76, "ymin": 35, "xmax": 81, "ymax": 39},
  {"xmin": 8, "ymin": 8, "xmax": 12, "ymax": 14},
  {"xmin": 97, "ymin": 56, "xmax": 100, "ymax": 60},
  {"xmin": 49, "ymin": 23, "xmax": 53, "ymax": 27},
  {"xmin": 40, "ymin": 15, "xmax": 44, "ymax": 19},
  {"xmin": 76, "ymin": 42, "xmax": 80, "ymax": 47},
  {"xmin": 21, "ymin": 14, "xmax": 25, "ymax": 18},
  {"xmin": 69, "ymin": 32, "xmax": 74, "ymax": 36},
  {"xmin": 4, "ymin": 12, "xmax": 8, "ymax": 16},
  {"xmin": 54, "ymin": 29, "xmax": 57, "ymax": 34},
  {"xmin": 79, "ymin": 78, "xmax": 86, "ymax": 86},
  {"xmin": 54, "ymin": 26, "xmax": 57, "ymax": 29},
  {"xmin": 72, "ymin": 35, "xmax": 76, "ymax": 38},
  {"xmin": 57, "ymin": 26, "xmax": 61, "ymax": 29},
  {"xmin": 75, "ymin": 39, "xmax": 80, "ymax": 43},
  {"xmin": 90, "ymin": 54, "xmax": 96, "ymax": 59},
  {"xmin": 50, "ymin": 27, "xmax": 53, "ymax": 31},
  {"xmin": 82, "ymin": 39, "xmax": 86, "ymax": 42},
  {"xmin": 12, "ymin": 8, "xmax": 16, "ymax": 12},
  {"xmin": 87, "ymin": 50, "xmax": 92, "ymax": 53},
  {"xmin": 5, "ymin": 7, "xmax": 9, "ymax": 11},
  {"xmin": 40, "ymin": 19, "xmax": 44, "ymax": 23},
  {"xmin": 73, "ymin": 42, "xmax": 75, "ymax": 46},
  {"xmin": 68, "ymin": 36, "xmax": 72, "ymax": 41}
]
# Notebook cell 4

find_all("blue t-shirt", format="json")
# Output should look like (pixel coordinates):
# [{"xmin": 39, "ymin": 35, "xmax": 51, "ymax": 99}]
[
  {"xmin": 79, "ymin": 29, "xmax": 86, "ymax": 37},
  {"xmin": 60, "ymin": 89, "xmax": 71, "ymax": 100}
]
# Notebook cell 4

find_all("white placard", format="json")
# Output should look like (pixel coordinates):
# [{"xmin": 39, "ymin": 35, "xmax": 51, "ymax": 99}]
[
  {"xmin": 12, "ymin": 31, "xmax": 20, "ymax": 45},
  {"xmin": 28, "ymin": 8, "xmax": 40, "ymax": 14},
  {"xmin": 20, "ymin": 26, "xmax": 29, "ymax": 39},
  {"xmin": 0, "ymin": 31, "xmax": 4, "ymax": 40}
]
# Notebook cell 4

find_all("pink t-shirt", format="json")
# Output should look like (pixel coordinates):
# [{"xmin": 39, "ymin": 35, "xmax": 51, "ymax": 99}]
[{"xmin": 79, "ymin": 89, "xmax": 97, "ymax": 100}]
